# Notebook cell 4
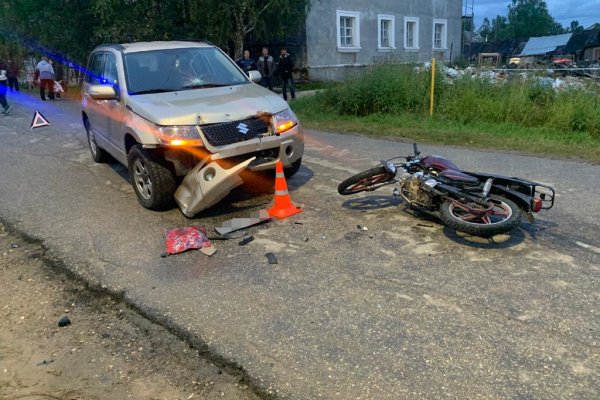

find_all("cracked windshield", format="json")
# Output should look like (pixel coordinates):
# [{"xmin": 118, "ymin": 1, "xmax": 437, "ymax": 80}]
[{"xmin": 124, "ymin": 47, "xmax": 248, "ymax": 95}]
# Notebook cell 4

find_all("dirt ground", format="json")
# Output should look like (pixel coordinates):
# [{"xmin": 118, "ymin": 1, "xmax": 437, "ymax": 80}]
[{"xmin": 0, "ymin": 222, "xmax": 260, "ymax": 400}]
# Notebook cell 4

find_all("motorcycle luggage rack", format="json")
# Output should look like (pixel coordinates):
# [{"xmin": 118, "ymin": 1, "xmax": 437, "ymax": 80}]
[{"xmin": 533, "ymin": 184, "xmax": 555, "ymax": 210}]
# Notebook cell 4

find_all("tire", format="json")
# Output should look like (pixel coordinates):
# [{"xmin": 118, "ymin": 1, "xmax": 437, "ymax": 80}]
[
  {"xmin": 439, "ymin": 194, "xmax": 521, "ymax": 237},
  {"xmin": 284, "ymin": 157, "xmax": 302, "ymax": 178},
  {"xmin": 127, "ymin": 145, "xmax": 177, "ymax": 210},
  {"xmin": 337, "ymin": 166, "xmax": 396, "ymax": 195},
  {"xmin": 85, "ymin": 119, "xmax": 108, "ymax": 163}
]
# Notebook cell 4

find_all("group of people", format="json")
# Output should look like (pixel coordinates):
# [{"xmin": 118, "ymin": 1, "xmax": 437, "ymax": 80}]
[
  {"xmin": 0, "ymin": 59, "xmax": 19, "ymax": 115},
  {"xmin": 237, "ymin": 47, "xmax": 296, "ymax": 101},
  {"xmin": 0, "ymin": 55, "xmax": 68, "ymax": 116}
]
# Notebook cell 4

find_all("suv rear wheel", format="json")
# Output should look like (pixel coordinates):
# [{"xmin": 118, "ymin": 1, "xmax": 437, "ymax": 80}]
[{"xmin": 127, "ymin": 145, "xmax": 176, "ymax": 210}]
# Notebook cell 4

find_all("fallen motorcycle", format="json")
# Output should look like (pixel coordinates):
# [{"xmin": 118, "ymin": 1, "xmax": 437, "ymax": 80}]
[{"xmin": 338, "ymin": 144, "xmax": 555, "ymax": 237}]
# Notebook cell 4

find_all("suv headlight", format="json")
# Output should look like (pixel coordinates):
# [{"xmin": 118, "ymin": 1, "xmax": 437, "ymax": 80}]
[
  {"xmin": 156, "ymin": 125, "xmax": 203, "ymax": 146},
  {"xmin": 272, "ymin": 108, "xmax": 298, "ymax": 135}
]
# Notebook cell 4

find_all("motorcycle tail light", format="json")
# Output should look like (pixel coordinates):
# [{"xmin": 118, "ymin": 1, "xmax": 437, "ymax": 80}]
[{"xmin": 532, "ymin": 197, "xmax": 543, "ymax": 213}]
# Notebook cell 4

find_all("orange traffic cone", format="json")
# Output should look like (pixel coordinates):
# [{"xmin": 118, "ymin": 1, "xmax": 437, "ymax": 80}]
[{"xmin": 267, "ymin": 161, "xmax": 302, "ymax": 219}]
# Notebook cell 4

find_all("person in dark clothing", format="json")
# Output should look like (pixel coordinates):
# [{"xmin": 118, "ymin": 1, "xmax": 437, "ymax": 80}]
[
  {"xmin": 6, "ymin": 60, "xmax": 20, "ymax": 92},
  {"xmin": 0, "ymin": 69, "xmax": 13, "ymax": 115},
  {"xmin": 257, "ymin": 47, "xmax": 275, "ymax": 91},
  {"xmin": 236, "ymin": 50, "xmax": 257, "ymax": 77},
  {"xmin": 278, "ymin": 47, "xmax": 295, "ymax": 101}
]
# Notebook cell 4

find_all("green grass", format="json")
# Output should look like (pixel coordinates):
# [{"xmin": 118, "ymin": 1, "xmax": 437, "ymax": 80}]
[{"xmin": 291, "ymin": 65, "xmax": 600, "ymax": 163}]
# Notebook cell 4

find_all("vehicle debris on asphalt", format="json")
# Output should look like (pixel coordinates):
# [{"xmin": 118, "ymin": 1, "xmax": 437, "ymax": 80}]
[
  {"xmin": 164, "ymin": 226, "xmax": 213, "ymax": 256},
  {"xmin": 215, "ymin": 210, "xmax": 272, "ymax": 235},
  {"xmin": 265, "ymin": 252, "xmax": 278, "ymax": 265},
  {"xmin": 238, "ymin": 236, "xmax": 255, "ymax": 246},
  {"xmin": 57, "ymin": 315, "xmax": 71, "ymax": 327}
]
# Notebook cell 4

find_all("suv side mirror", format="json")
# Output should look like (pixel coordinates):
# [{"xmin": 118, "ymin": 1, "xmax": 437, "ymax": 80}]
[
  {"xmin": 89, "ymin": 84, "xmax": 117, "ymax": 100},
  {"xmin": 248, "ymin": 70, "xmax": 262, "ymax": 83}
]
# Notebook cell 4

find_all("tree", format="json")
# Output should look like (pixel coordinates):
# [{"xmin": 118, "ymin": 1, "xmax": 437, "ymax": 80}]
[
  {"xmin": 189, "ymin": 0, "xmax": 310, "ymax": 58},
  {"xmin": 507, "ymin": 0, "xmax": 564, "ymax": 38},
  {"xmin": 478, "ymin": 18, "xmax": 492, "ymax": 41},
  {"xmin": 478, "ymin": 0, "xmax": 566, "ymax": 41},
  {"xmin": 568, "ymin": 20, "xmax": 584, "ymax": 34}
]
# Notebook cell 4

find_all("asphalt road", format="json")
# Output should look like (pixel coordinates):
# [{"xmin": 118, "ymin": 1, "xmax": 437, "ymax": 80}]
[{"xmin": 1, "ymin": 92, "xmax": 598, "ymax": 399}]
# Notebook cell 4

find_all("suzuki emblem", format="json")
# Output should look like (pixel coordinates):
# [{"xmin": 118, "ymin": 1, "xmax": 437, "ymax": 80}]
[{"xmin": 237, "ymin": 123, "xmax": 250, "ymax": 135}]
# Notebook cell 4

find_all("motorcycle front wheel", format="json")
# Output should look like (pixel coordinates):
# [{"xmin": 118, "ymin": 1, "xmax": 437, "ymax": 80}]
[
  {"xmin": 439, "ymin": 195, "xmax": 521, "ymax": 237},
  {"xmin": 337, "ymin": 166, "xmax": 396, "ymax": 195}
]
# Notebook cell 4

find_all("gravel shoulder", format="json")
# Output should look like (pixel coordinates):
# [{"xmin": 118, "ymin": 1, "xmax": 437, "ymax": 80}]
[{"xmin": 0, "ymin": 222, "xmax": 260, "ymax": 400}]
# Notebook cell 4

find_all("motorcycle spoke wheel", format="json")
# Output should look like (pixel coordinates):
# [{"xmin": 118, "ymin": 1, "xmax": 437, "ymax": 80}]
[
  {"xmin": 439, "ymin": 195, "xmax": 521, "ymax": 238},
  {"xmin": 338, "ymin": 166, "xmax": 395, "ymax": 196}
]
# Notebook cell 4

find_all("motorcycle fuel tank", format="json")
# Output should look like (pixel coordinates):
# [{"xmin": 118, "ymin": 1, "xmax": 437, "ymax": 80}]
[{"xmin": 421, "ymin": 155, "xmax": 461, "ymax": 172}]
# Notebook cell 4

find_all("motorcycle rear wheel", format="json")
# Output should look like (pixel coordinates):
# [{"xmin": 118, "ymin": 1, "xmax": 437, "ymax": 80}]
[
  {"xmin": 439, "ymin": 195, "xmax": 521, "ymax": 237},
  {"xmin": 338, "ymin": 166, "xmax": 396, "ymax": 195}
]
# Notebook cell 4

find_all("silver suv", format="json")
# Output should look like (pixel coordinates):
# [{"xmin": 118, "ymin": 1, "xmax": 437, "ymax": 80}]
[{"xmin": 82, "ymin": 41, "xmax": 303, "ymax": 216}]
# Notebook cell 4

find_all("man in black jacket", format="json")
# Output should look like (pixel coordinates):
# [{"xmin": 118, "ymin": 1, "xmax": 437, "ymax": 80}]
[{"xmin": 278, "ymin": 47, "xmax": 295, "ymax": 101}]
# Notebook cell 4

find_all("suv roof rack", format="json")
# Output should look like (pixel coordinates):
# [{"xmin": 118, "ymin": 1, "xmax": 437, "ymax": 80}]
[{"xmin": 96, "ymin": 43, "xmax": 126, "ymax": 51}]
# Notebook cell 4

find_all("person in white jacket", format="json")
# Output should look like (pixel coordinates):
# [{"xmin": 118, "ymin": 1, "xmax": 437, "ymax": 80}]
[{"xmin": 35, "ymin": 56, "xmax": 55, "ymax": 100}]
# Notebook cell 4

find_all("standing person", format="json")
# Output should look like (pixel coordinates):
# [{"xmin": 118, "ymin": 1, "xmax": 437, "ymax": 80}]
[
  {"xmin": 236, "ymin": 50, "xmax": 257, "ymax": 77},
  {"xmin": 0, "ymin": 69, "xmax": 13, "ymax": 115},
  {"xmin": 35, "ymin": 56, "xmax": 55, "ymax": 101},
  {"xmin": 7, "ymin": 59, "xmax": 20, "ymax": 92},
  {"xmin": 256, "ymin": 47, "xmax": 275, "ymax": 91},
  {"xmin": 278, "ymin": 47, "xmax": 295, "ymax": 101}
]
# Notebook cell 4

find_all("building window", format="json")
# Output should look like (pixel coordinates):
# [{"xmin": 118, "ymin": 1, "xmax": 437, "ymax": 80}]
[
  {"xmin": 433, "ymin": 19, "xmax": 447, "ymax": 49},
  {"xmin": 378, "ymin": 14, "xmax": 395, "ymax": 50},
  {"xmin": 336, "ymin": 10, "xmax": 361, "ymax": 52},
  {"xmin": 404, "ymin": 17, "xmax": 419, "ymax": 50}
]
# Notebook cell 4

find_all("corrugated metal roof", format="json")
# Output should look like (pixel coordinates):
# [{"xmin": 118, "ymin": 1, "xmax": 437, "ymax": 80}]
[{"xmin": 519, "ymin": 33, "xmax": 573, "ymax": 56}]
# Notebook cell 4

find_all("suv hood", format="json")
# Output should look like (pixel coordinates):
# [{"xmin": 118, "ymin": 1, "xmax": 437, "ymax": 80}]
[{"xmin": 126, "ymin": 83, "xmax": 289, "ymax": 126}]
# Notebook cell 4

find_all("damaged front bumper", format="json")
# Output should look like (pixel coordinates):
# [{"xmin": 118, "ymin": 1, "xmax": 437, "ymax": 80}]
[
  {"xmin": 173, "ymin": 125, "xmax": 304, "ymax": 217},
  {"xmin": 174, "ymin": 157, "xmax": 256, "ymax": 218}
]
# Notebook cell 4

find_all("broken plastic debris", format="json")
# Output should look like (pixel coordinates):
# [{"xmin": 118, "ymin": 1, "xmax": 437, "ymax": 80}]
[
  {"xmin": 215, "ymin": 210, "xmax": 271, "ymax": 235},
  {"xmin": 265, "ymin": 252, "xmax": 278, "ymax": 264},
  {"xmin": 357, "ymin": 225, "xmax": 368, "ymax": 231},
  {"xmin": 238, "ymin": 236, "xmax": 255, "ymax": 246},
  {"xmin": 58, "ymin": 315, "xmax": 71, "ymax": 327},
  {"xmin": 165, "ymin": 226, "xmax": 212, "ymax": 255}
]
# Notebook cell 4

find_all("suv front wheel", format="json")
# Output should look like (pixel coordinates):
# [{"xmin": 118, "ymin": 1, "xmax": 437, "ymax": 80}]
[{"xmin": 127, "ymin": 145, "xmax": 176, "ymax": 210}]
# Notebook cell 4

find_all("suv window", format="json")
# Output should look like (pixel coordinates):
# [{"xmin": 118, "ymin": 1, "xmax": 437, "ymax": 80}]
[
  {"xmin": 123, "ymin": 47, "xmax": 249, "ymax": 95},
  {"xmin": 103, "ymin": 53, "xmax": 119, "ymax": 86},
  {"xmin": 86, "ymin": 52, "xmax": 106, "ymax": 85}
]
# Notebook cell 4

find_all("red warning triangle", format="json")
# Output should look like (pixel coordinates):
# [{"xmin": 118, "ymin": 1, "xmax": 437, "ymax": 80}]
[{"xmin": 30, "ymin": 110, "xmax": 51, "ymax": 129}]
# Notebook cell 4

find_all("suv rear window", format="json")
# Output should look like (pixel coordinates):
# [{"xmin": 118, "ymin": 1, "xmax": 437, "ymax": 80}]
[{"xmin": 124, "ymin": 47, "xmax": 249, "ymax": 95}]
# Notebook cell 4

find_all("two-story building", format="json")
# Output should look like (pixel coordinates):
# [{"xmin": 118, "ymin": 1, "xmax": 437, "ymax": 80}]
[{"xmin": 303, "ymin": 0, "xmax": 463, "ymax": 80}]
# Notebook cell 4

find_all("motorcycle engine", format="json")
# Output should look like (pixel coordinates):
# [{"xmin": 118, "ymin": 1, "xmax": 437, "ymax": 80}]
[{"xmin": 398, "ymin": 173, "xmax": 433, "ymax": 207}]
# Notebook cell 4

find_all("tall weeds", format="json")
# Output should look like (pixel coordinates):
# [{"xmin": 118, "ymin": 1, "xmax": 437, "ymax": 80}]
[{"xmin": 316, "ymin": 64, "xmax": 600, "ymax": 138}]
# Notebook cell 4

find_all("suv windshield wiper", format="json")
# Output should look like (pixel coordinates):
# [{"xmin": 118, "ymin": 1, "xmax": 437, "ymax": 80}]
[{"xmin": 131, "ymin": 88, "xmax": 174, "ymax": 95}]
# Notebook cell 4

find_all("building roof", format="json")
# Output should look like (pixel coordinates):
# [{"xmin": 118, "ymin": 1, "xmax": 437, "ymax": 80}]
[
  {"xmin": 464, "ymin": 38, "xmax": 527, "ymax": 60},
  {"xmin": 518, "ymin": 33, "xmax": 573, "ymax": 56},
  {"xmin": 563, "ymin": 28, "xmax": 600, "ymax": 55}
]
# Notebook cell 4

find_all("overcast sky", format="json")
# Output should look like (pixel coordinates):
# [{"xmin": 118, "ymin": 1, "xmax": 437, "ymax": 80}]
[{"xmin": 473, "ymin": 0, "xmax": 600, "ymax": 29}]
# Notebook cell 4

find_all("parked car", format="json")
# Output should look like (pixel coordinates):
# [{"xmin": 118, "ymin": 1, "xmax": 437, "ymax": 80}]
[{"xmin": 81, "ymin": 41, "xmax": 304, "ymax": 215}]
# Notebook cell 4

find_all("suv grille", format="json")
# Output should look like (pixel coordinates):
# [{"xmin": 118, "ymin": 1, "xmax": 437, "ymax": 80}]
[{"xmin": 201, "ymin": 117, "xmax": 269, "ymax": 146}]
